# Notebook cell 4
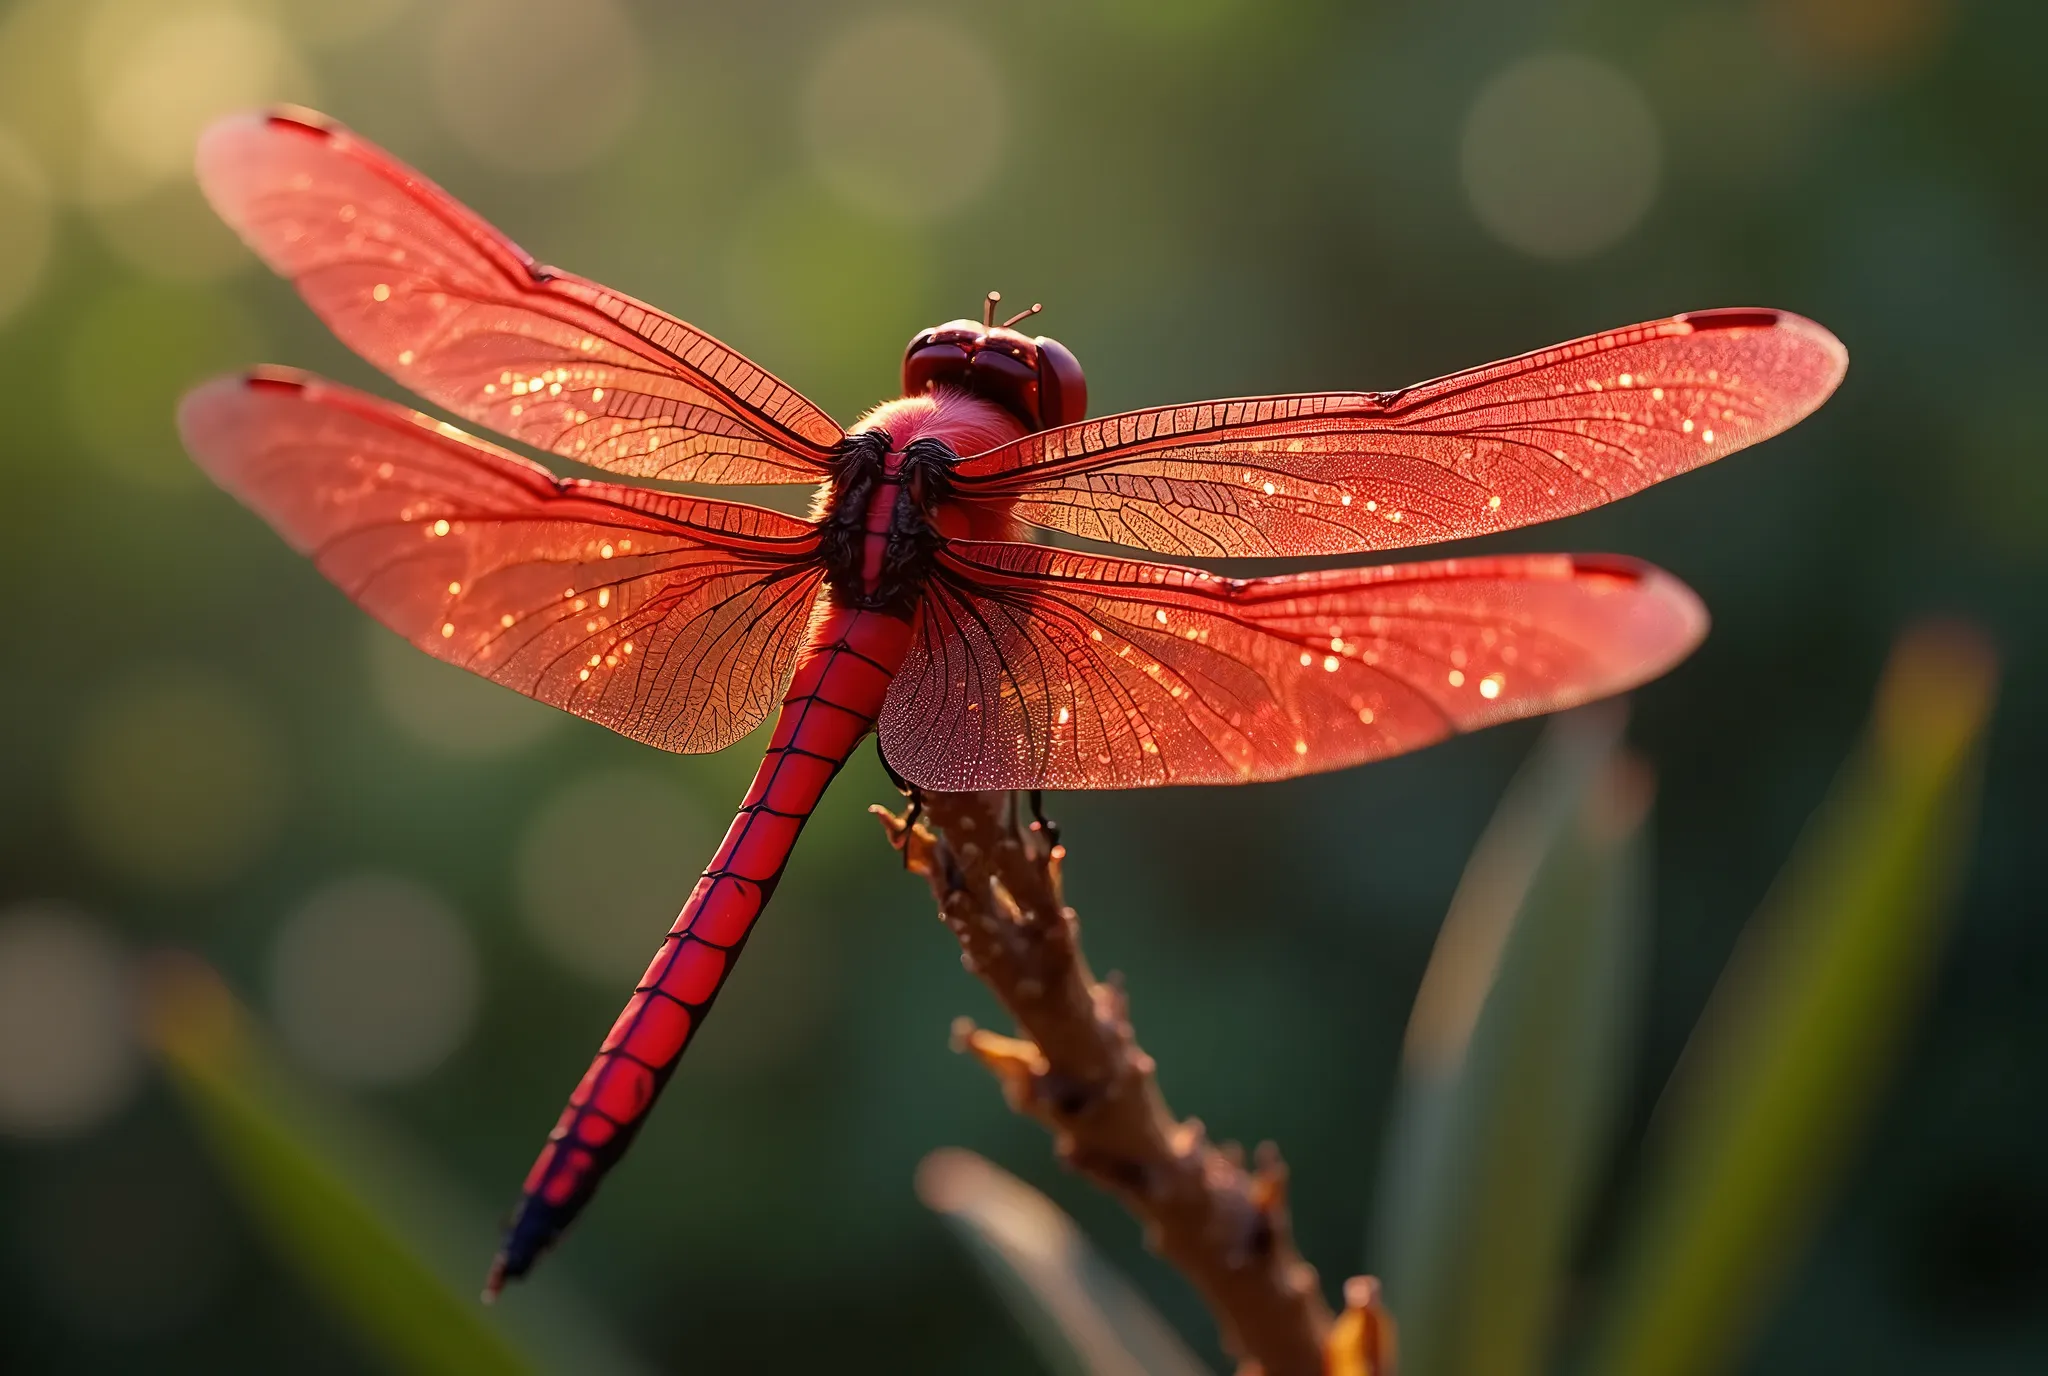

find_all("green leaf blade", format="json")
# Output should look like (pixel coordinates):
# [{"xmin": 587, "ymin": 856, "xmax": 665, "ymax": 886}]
[
  {"xmin": 147, "ymin": 956, "xmax": 646, "ymax": 1376},
  {"xmin": 1372, "ymin": 703, "xmax": 1650, "ymax": 1376},
  {"xmin": 918, "ymin": 1148, "xmax": 1215, "ymax": 1376},
  {"xmin": 1584, "ymin": 622, "xmax": 1999, "ymax": 1376}
]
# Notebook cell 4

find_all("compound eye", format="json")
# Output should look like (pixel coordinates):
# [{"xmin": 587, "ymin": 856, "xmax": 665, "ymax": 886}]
[
  {"xmin": 1034, "ymin": 336, "xmax": 1088, "ymax": 428},
  {"xmin": 904, "ymin": 340, "xmax": 972, "ymax": 399},
  {"xmin": 978, "ymin": 327, "xmax": 1039, "ymax": 365}
]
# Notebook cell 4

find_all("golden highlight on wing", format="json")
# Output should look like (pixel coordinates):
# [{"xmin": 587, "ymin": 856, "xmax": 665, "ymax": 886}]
[
  {"xmin": 953, "ymin": 309, "xmax": 1846, "ymax": 558},
  {"xmin": 197, "ymin": 108, "xmax": 842, "ymax": 484},
  {"xmin": 879, "ymin": 541, "xmax": 1706, "ymax": 790},
  {"xmin": 179, "ymin": 369, "xmax": 828, "ymax": 754}
]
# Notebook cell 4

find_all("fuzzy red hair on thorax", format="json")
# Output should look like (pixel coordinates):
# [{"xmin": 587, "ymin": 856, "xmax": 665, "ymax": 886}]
[{"xmin": 852, "ymin": 388, "xmax": 1027, "ymax": 458}]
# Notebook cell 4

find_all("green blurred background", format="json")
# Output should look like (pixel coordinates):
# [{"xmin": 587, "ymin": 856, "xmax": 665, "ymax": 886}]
[{"xmin": 0, "ymin": 0, "xmax": 2041, "ymax": 1371}]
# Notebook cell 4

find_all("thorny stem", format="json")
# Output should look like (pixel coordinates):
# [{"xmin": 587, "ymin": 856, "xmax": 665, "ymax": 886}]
[{"xmin": 875, "ymin": 791, "xmax": 1393, "ymax": 1376}]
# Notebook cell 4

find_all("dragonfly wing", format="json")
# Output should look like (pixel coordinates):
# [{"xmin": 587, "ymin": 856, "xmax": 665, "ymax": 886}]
[
  {"xmin": 179, "ymin": 369, "xmax": 828, "ymax": 754},
  {"xmin": 878, "ymin": 540, "xmax": 1704, "ymax": 790},
  {"xmin": 952, "ymin": 309, "xmax": 1845, "ymax": 558},
  {"xmin": 196, "ymin": 108, "xmax": 842, "ymax": 484}
]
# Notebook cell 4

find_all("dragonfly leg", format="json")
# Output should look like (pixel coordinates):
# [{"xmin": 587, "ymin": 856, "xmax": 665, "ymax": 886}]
[
  {"xmin": 1027, "ymin": 790, "xmax": 1061, "ymax": 850},
  {"xmin": 875, "ymin": 735, "xmax": 911, "ymax": 795},
  {"xmin": 875, "ymin": 738, "xmax": 922, "ymax": 867},
  {"xmin": 902, "ymin": 790, "xmax": 925, "ymax": 854}
]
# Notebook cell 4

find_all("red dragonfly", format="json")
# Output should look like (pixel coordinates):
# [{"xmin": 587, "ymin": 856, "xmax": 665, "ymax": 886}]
[{"xmin": 177, "ymin": 108, "xmax": 1845, "ymax": 1296}]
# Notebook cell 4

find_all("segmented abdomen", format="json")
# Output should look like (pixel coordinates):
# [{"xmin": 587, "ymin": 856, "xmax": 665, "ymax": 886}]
[{"xmin": 490, "ymin": 602, "xmax": 914, "ymax": 1291}]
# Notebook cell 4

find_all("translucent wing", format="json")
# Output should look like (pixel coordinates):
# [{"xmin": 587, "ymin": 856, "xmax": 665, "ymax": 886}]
[
  {"xmin": 952, "ymin": 309, "xmax": 1846, "ymax": 558},
  {"xmin": 196, "ymin": 108, "xmax": 842, "ymax": 484},
  {"xmin": 179, "ymin": 369, "xmax": 828, "ymax": 754},
  {"xmin": 878, "ymin": 542, "xmax": 1705, "ymax": 790}
]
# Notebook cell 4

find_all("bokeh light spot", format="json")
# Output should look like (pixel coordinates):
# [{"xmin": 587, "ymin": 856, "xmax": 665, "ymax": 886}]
[
  {"xmin": 1460, "ymin": 52, "xmax": 1661, "ymax": 261},
  {"xmin": 267, "ymin": 874, "xmax": 479, "ymax": 1086},
  {"xmin": 364, "ymin": 620, "xmax": 561, "ymax": 759},
  {"xmin": 1774, "ymin": 0, "xmax": 1955, "ymax": 80},
  {"xmin": 431, "ymin": 0, "xmax": 645, "ymax": 175},
  {"xmin": 516, "ymin": 769, "xmax": 716, "ymax": 986},
  {"xmin": 66, "ymin": 664, "xmax": 288, "ymax": 891},
  {"xmin": 63, "ymin": 277, "xmax": 263, "ymax": 487},
  {"xmin": 0, "ymin": 0, "xmax": 107, "ymax": 204},
  {"xmin": 82, "ymin": 0, "xmax": 312, "ymax": 202},
  {"xmin": 0, "ymin": 906, "xmax": 138, "ymax": 1139},
  {"xmin": 0, "ymin": 125, "xmax": 53, "ymax": 327},
  {"xmin": 802, "ymin": 14, "xmax": 1005, "ymax": 223}
]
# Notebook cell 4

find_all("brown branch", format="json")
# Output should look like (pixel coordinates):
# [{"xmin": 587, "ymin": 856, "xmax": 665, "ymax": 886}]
[{"xmin": 875, "ymin": 790, "xmax": 1355, "ymax": 1376}]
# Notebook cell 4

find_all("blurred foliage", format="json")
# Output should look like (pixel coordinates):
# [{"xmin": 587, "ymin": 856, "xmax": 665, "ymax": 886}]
[
  {"xmin": 147, "ymin": 955, "xmax": 646, "ymax": 1376},
  {"xmin": 917, "ymin": 1148, "xmax": 1212, "ymax": 1376},
  {"xmin": 1372, "ymin": 706, "xmax": 1647, "ymax": 1376},
  {"xmin": 1585, "ymin": 625, "xmax": 1999, "ymax": 1376},
  {"xmin": 2, "ymin": 0, "xmax": 2044, "ymax": 1372}
]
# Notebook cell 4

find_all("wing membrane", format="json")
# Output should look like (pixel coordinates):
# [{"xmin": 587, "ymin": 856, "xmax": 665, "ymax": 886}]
[
  {"xmin": 953, "ymin": 309, "xmax": 1846, "ymax": 558},
  {"xmin": 179, "ymin": 369, "xmax": 828, "ymax": 753},
  {"xmin": 196, "ymin": 108, "xmax": 842, "ymax": 484},
  {"xmin": 878, "ymin": 541, "xmax": 1705, "ymax": 790}
]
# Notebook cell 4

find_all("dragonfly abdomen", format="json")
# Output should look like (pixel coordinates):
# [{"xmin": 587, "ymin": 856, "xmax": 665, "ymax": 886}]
[{"xmin": 488, "ymin": 603, "xmax": 915, "ymax": 1293}]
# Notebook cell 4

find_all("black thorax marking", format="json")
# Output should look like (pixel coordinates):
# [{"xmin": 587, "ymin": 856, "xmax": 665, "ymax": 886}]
[{"xmin": 818, "ymin": 431, "xmax": 956, "ymax": 617}]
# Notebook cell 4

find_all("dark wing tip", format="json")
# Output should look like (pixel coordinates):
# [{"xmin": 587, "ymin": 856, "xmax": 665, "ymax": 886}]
[
  {"xmin": 194, "ymin": 107, "xmax": 341, "ymax": 194},
  {"xmin": 1679, "ymin": 306, "xmax": 1850, "ymax": 400},
  {"xmin": 263, "ymin": 104, "xmax": 340, "ymax": 137},
  {"xmin": 1677, "ymin": 307, "xmax": 1784, "ymax": 332},
  {"xmin": 1570, "ymin": 552, "xmax": 1712, "ymax": 671},
  {"xmin": 177, "ymin": 368, "xmax": 310, "ymax": 430},
  {"xmin": 243, "ymin": 364, "xmax": 314, "ymax": 394},
  {"xmin": 1568, "ymin": 551, "xmax": 1657, "ymax": 582},
  {"xmin": 195, "ymin": 106, "xmax": 327, "ymax": 160},
  {"xmin": 176, "ymin": 368, "xmax": 327, "ymax": 485}
]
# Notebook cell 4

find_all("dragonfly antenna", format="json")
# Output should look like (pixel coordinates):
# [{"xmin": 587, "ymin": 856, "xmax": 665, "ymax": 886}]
[
  {"xmin": 1001, "ymin": 301, "xmax": 1044, "ymax": 329},
  {"xmin": 983, "ymin": 290, "xmax": 1001, "ymax": 329}
]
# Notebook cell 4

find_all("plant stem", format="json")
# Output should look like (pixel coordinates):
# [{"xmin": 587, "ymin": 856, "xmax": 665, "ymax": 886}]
[{"xmin": 875, "ymin": 790, "xmax": 1335, "ymax": 1376}]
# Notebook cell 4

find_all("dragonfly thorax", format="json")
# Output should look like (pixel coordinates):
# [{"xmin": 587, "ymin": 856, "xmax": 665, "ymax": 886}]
[
  {"xmin": 818, "ymin": 390, "xmax": 1032, "ymax": 609},
  {"xmin": 817, "ymin": 430, "xmax": 954, "ymax": 617}
]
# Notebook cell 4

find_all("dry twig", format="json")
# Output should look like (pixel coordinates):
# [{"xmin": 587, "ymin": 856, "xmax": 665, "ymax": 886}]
[{"xmin": 876, "ymin": 790, "xmax": 1385, "ymax": 1376}]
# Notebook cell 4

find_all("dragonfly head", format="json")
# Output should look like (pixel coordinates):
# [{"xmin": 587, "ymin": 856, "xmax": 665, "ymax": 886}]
[{"xmin": 903, "ymin": 291, "xmax": 1087, "ymax": 433}]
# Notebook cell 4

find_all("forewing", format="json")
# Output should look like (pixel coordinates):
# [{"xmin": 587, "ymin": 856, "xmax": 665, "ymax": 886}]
[
  {"xmin": 179, "ymin": 370, "xmax": 827, "ymax": 754},
  {"xmin": 196, "ymin": 108, "xmax": 842, "ymax": 484},
  {"xmin": 878, "ymin": 542, "xmax": 1705, "ymax": 790},
  {"xmin": 952, "ymin": 309, "xmax": 1846, "ymax": 558}
]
